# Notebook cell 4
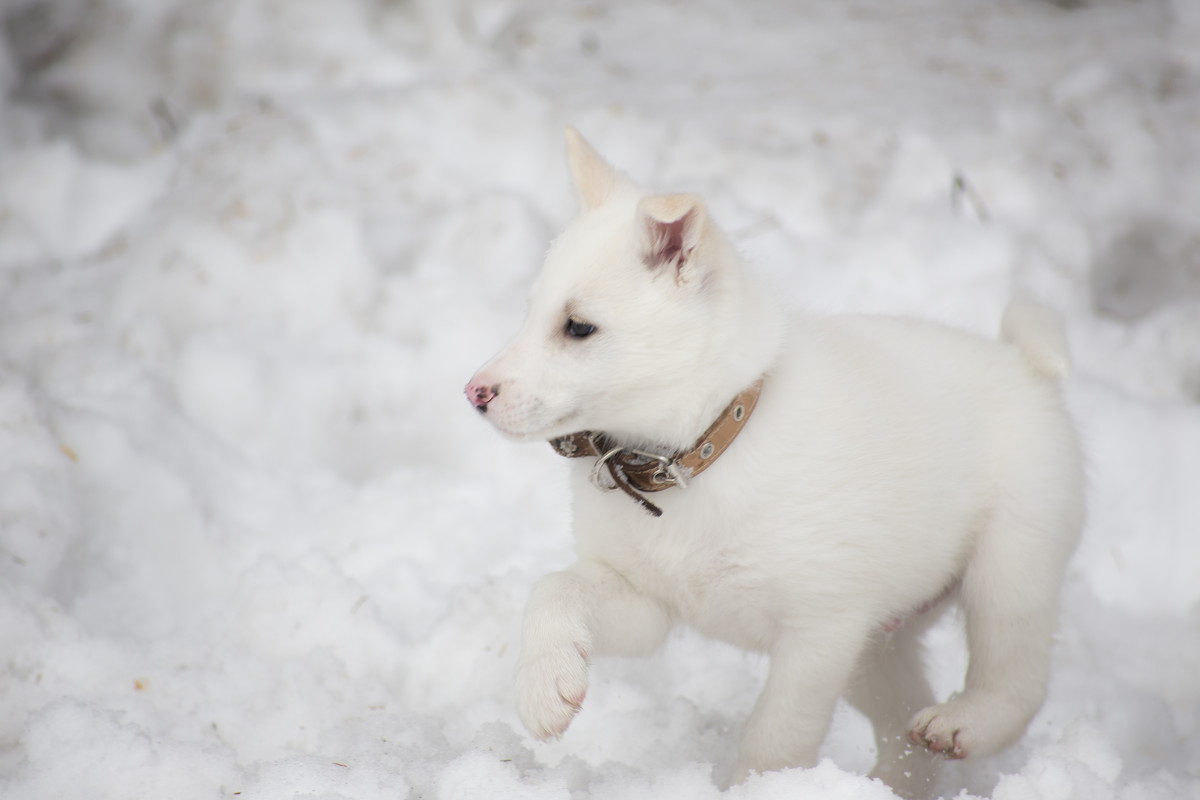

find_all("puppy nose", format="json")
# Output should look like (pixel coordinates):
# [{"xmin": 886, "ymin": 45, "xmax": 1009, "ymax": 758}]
[{"xmin": 465, "ymin": 381, "xmax": 499, "ymax": 412}]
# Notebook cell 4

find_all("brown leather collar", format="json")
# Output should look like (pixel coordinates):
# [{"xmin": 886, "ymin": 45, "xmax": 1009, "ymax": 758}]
[{"xmin": 548, "ymin": 378, "xmax": 764, "ymax": 517}]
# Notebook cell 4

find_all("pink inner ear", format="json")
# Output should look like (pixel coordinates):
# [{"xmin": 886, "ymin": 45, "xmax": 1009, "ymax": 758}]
[
  {"xmin": 644, "ymin": 215, "xmax": 689, "ymax": 271},
  {"xmin": 638, "ymin": 194, "xmax": 706, "ymax": 277}
]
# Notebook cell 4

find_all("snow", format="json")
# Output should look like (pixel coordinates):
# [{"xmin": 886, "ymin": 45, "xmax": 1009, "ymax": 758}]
[{"xmin": 1, "ymin": 0, "xmax": 1197, "ymax": 797}]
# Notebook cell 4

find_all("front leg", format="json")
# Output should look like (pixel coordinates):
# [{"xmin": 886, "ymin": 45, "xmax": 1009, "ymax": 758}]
[
  {"xmin": 734, "ymin": 621, "xmax": 872, "ymax": 781},
  {"xmin": 516, "ymin": 559, "xmax": 672, "ymax": 740}
]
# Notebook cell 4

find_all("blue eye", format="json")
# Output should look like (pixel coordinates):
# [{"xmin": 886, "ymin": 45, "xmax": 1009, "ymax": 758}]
[{"xmin": 565, "ymin": 318, "xmax": 596, "ymax": 338}]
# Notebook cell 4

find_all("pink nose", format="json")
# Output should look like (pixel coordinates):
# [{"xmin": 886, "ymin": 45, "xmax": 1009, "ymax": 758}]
[{"xmin": 465, "ymin": 381, "xmax": 499, "ymax": 412}]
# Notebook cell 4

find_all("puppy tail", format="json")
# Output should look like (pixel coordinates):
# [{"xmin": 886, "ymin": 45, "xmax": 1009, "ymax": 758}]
[{"xmin": 1000, "ymin": 299, "xmax": 1071, "ymax": 381}]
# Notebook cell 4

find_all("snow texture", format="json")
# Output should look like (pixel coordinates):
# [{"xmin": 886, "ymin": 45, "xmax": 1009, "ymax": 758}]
[{"xmin": 1, "ymin": 0, "xmax": 1198, "ymax": 798}]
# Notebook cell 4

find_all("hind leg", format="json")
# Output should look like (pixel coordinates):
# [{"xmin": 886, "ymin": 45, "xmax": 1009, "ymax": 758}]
[
  {"xmin": 846, "ymin": 620, "xmax": 941, "ymax": 799},
  {"xmin": 734, "ymin": 620, "xmax": 874, "ymax": 783},
  {"xmin": 909, "ymin": 493, "xmax": 1081, "ymax": 758}
]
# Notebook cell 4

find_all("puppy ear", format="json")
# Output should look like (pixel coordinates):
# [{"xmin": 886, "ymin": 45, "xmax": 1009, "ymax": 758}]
[
  {"xmin": 637, "ymin": 193, "xmax": 707, "ymax": 279},
  {"xmin": 566, "ymin": 127, "xmax": 626, "ymax": 212}
]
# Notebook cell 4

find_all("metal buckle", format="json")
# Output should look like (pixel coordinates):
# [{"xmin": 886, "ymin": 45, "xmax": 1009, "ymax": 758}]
[
  {"xmin": 631, "ymin": 449, "xmax": 688, "ymax": 489},
  {"xmin": 588, "ymin": 446, "xmax": 689, "ymax": 492}
]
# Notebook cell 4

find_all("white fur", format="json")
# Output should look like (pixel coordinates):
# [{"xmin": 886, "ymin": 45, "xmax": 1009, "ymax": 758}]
[{"xmin": 465, "ymin": 130, "xmax": 1084, "ymax": 798}]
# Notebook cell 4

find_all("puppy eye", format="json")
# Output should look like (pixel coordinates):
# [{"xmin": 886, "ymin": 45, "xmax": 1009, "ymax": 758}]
[{"xmin": 565, "ymin": 317, "xmax": 596, "ymax": 338}]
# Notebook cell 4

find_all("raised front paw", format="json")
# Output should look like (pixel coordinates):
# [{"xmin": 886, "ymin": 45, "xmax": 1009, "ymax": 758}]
[{"xmin": 515, "ymin": 641, "xmax": 590, "ymax": 741}]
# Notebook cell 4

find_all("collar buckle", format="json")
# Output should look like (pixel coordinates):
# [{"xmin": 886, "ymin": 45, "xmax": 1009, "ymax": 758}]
[
  {"xmin": 638, "ymin": 451, "xmax": 688, "ymax": 489},
  {"xmin": 590, "ymin": 447, "xmax": 688, "ymax": 492}
]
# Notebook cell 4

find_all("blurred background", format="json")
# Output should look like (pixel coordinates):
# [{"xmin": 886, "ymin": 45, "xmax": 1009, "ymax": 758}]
[{"xmin": 0, "ymin": 1, "xmax": 1197, "ymax": 798}]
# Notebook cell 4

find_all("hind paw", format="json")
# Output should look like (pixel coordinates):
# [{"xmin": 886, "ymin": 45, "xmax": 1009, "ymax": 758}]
[
  {"xmin": 909, "ymin": 690, "xmax": 1037, "ymax": 760},
  {"xmin": 909, "ymin": 703, "xmax": 973, "ymax": 759}
]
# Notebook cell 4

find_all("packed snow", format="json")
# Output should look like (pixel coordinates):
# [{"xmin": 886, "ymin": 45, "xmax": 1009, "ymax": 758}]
[{"xmin": 1, "ymin": 0, "xmax": 1198, "ymax": 797}]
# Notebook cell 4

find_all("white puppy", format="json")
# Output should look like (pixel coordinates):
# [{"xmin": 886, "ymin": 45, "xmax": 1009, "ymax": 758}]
[{"xmin": 465, "ymin": 129, "xmax": 1083, "ymax": 798}]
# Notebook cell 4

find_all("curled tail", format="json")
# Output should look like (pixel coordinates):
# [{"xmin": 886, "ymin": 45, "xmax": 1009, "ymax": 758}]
[{"xmin": 1000, "ymin": 299, "xmax": 1071, "ymax": 381}]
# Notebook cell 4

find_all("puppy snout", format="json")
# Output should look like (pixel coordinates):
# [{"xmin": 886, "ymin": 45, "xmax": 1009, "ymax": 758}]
[{"xmin": 465, "ymin": 381, "xmax": 500, "ymax": 413}]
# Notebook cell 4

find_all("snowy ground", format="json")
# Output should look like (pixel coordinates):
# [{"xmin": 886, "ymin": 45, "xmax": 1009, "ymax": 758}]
[{"xmin": 1, "ymin": 0, "xmax": 1198, "ymax": 797}]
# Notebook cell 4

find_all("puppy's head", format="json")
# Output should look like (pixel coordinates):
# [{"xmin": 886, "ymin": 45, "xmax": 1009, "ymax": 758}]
[{"xmin": 465, "ymin": 129, "xmax": 746, "ymax": 447}]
